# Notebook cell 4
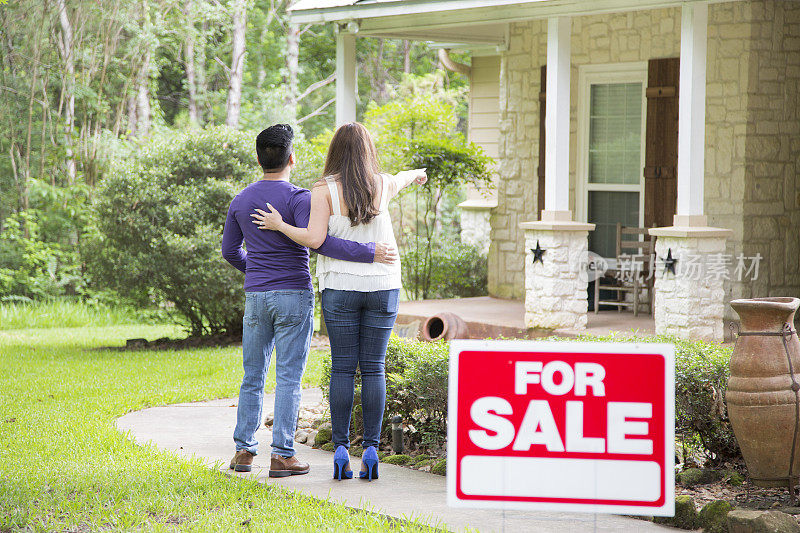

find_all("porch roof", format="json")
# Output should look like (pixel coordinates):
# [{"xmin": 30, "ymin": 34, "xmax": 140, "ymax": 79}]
[{"xmin": 289, "ymin": 0, "xmax": 731, "ymax": 46}]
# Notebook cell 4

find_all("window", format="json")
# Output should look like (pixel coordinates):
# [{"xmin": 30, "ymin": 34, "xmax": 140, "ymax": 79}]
[{"xmin": 577, "ymin": 64, "xmax": 646, "ymax": 259}]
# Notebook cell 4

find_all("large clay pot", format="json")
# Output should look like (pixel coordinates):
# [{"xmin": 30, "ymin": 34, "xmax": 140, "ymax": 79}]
[
  {"xmin": 421, "ymin": 312, "xmax": 469, "ymax": 341},
  {"xmin": 727, "ymin": 297, "xmax": 800, "ymax": 488}
]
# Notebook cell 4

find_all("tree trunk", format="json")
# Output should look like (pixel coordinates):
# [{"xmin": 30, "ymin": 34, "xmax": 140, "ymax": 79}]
[
  {"xmin": 55, "ymin": 0, "xmax": 76, "ymax": 183},
  {"xmin": 403, "ymin": 40, "xmax": 411, "ymax": 74},
  {"xmin": 225, "ymin": 0, "xmax": 246, "ymax": 128},
  {"xmin": 127, "ymin": 95, "xmax": 137, "ymax": 136},
  {"xmin": 284, "ymin": 22, "xmax": 299, "ymax": 117},
  {"xmin": 136, "ymin": 48, "xmax": 151, "ymax": 136},
  {"xmin": 197, "ymin": 20, "xmax": 209, "ymax": 123},
  {"xmin": 183, "ymin": 1, "xmax": 198, "ymax": 125}
]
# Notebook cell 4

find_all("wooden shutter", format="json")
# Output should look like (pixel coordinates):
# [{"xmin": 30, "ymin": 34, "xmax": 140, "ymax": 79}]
[
  {"xmin": 537, "ymin": 65, "xmax": 546, "ymax": 218},
  {"xmin": 643, "ymin": 57, "xmax": 679, "ymax": 229}
]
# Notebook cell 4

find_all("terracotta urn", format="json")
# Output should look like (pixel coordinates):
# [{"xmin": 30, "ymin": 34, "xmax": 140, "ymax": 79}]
[
  {"xmin": 727, "ymin": 297, "xmax": 800, "ymax": 488},
  {"xmin": 422, "ymin": 312, "xmax": 469, "ymax": 341}
]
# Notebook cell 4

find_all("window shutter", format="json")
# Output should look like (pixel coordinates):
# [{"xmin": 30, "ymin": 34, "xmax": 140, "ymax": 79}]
[
  {"xmin": 644, "ymin": 57, "xmax": 679, "ymax": 228},
  {"xmin": 538, "ymin": 65, "xmax": 546, "ymax": 218}
]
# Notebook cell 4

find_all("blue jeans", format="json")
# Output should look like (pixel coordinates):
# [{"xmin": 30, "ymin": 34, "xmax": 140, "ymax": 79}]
[
  {"xmin": 233, "ymin": 290, "xmax": 313, "ymax": 457},
  {"xmin": 321, "ymin": 288, "xmax": 399, "ymax": 449}
]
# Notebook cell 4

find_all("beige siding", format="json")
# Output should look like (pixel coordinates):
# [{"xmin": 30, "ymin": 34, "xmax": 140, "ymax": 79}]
[{"xmin": 466, "ymin": 55, "xmax": 501, "ymax": 202}]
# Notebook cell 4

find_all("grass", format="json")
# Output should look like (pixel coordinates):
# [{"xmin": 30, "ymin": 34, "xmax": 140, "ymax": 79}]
[
  {"xmin": 0, "ymin": 299, "xmax": 169, "ymax": 330},
  {"xmin": 0, "ymin": 324, "xmax": 433, "ymax": 532}
]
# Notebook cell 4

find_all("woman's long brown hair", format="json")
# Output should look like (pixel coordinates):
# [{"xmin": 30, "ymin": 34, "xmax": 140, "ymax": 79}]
[{"xmin": 323, "ymin": 122, "xmax": 381, "ymax": 226}]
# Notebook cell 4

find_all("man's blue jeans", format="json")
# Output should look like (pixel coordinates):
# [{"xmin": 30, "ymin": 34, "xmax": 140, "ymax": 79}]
[
  {"xmin": 233, "ymin": 290, "xmax": 313, "ymax": 457},
  {"xmin": 321, "ymin": 288, "xmax": 399, "ymax": 450}
]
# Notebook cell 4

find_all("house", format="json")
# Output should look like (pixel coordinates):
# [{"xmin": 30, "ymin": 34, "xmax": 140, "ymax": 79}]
[{"xmin": 290, "ymin": 0, "xmax": 800, "ymax": 343}]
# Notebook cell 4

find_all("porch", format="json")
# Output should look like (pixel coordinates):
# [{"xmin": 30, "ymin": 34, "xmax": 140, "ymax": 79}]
[
  {"xmin": 395, "ymin": 296, "xmax": 656, "ymax": 339},
  {"xmin": 288, "ymin": 0, "xmax": 795, "ymax": 344}
]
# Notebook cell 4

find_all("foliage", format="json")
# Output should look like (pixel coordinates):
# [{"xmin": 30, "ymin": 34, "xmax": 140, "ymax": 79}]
[
  {"xmin": 321, "ymin": 333, "xmax": 738, "ymax": 462},
  {"xmin": 402, "ymin": 241, "xmax": 488, "ymax": 300},
  {"xmin": 0, "ymin": 324, "xmax": 419, "ymax": 532},
  {"xmin": 320, "ymin": 334, "xmax": 450, "ymax": 454},
  {"xmin": 363, "ymin": 76, "xmax": 493, "ymax": 299},
  {"xmin": 86, "ymin": 126, "xmax": 257, "ymax": 336},
  {"xmin": 698, "ymin": 500, "xmax": 734, "ymax": 533},
  {"xmin": 565, "ymin": 333, "xmax": 739, "ymax": 463},
  {"xmin": 0, "ymin": 212, "xmax": 82, "ymax": 300},
  {"xmin": 654, "ymin": 495, "xmax": 699, "ymax": 529}
]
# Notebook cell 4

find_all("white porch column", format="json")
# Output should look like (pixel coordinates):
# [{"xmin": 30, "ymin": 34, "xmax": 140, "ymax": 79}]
[
  {"xmin": 676, "ymin": 2, "xmax": 708, "ymax": 223},
  {"xmin": 543, "ymin": 15, "xmax": 571, "ymax": 217},
  {"xmin": 649, "ymin": 2, "xmax": 732, "ymax": 344},
  {"xmin": 520, "ymin": 16, "xmax": 594, "ymax": 332},
  {"xmin": 335, "ymin": 30, "xmax": 356, "ymax": 127}
]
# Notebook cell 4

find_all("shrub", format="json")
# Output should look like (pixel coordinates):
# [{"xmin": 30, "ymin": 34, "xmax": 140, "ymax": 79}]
[
  {"xmin": 383, "ymin": 454, "xmax": 412, "ymax": 465},
  {"xmin": 86, "ymin": 127, "xmax": 257, "ymax": 336},
  {"xmin": 314, "ymin": 427, "xmax": 332, "ymax": 446},
  {"xmin": 402, "ymin": 241, "xmax": 487, "ymax": 299},
  {"xmin": 569, "ymin": 333, "xmax": 738, "ymax": 462},
  {"xmin": 320, "ymin": 335, "xmax": 450, "ymax": 453},
  {"xmin": 0, "ymin": 212, "xmax": 82, "ymax": 300},
  {"xmin": 321, "ymin": 333, "xmax": 738, "ymax": 464},
  {"xmin": 431, "ymin": 459, "xmax": 446, "ymax": 476},
  {"xmin": 698, "ymin": 500, "xmax": 734, "ymax": 533}
]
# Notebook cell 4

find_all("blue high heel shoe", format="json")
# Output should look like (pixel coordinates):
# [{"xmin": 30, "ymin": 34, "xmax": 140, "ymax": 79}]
[
  {"xmin": 333, "ymin": 445, "xmax": 353, "ymax": 480},
  {"xmin": 359, "ymin": 446, "xmax": 379, "ymax": 481}
]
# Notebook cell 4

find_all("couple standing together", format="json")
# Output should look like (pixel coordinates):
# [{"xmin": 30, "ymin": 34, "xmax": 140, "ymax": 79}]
[{"xmin": 221, "ymin": 123, "xmax": 426, "ymax": 480}]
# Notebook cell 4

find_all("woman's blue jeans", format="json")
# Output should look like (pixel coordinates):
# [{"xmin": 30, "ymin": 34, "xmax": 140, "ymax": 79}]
[{"xmin": 321, "ymin": 288, "xmax": 399, "ymax": 449}]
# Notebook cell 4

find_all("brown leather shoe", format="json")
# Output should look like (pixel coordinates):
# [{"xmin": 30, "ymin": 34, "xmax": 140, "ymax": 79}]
[
  {"xmin": 269, "ymin": 453, "xmax": 310, "ymax": 478},
  {"xmin": 229, "ymin": 450, "xmax": 255, "ymax": 472}
]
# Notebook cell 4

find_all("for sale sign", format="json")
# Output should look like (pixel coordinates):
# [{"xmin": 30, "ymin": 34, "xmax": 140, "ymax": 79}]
[{"xmin": 447, "ymin": 340, "xmax": 674, "ymax": 516}]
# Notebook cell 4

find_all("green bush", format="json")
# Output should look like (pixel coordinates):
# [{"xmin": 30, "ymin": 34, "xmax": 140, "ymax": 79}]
[
  {"xmin": 698, "ymin": 500, "xmax": 734, "ymax": 533},
  {"xmin": 0, "ymin": 212, "xmax": 81, "ymax": 300},
  {"xmin": 86, "ymin": 127, "xmax": 257, "ymax": 336},
  {"xmin": 569, "ymin": 333, "xmax": 738, "ymax": 462},
  {"xmin": 431, "ymin": 459, "xmax": 446, "ymax": 476},
  {"xmin": 654, "ymin": 495, "xmax": 699, "ymax": 529},
  {"xmin": 321, "ymin": 333, "xmax": 738, "ymax": 463},
  {"xmin": 383, "ymin": 454, "xmax": 412, "ymax": 465},
  {"xmin": 314, "ymin": 427, "xmax": 332, "ymax": 446},
  {"xmin": 320, "ymin": 335, "xmax": 450, "ymax": 453},
  {"xmin": 402, "ymin": 241, "xmax": 487, "ymax": 299}
]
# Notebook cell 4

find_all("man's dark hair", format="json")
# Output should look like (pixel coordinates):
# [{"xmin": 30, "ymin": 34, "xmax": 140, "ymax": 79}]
[{"xmin": 256, "ymin": 124, "xmax": 294, "ymax": 172}]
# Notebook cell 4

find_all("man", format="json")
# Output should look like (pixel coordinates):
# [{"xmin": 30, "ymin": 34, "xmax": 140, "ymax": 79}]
[{"xmin": 221, "ymin": 124, "xmax": 396, "ymax": 477}]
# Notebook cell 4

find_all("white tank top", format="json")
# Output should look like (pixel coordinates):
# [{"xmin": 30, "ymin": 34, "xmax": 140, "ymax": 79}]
[{"xmin": 316, "ymin": 174, "xmax": 403, "ymax": 292}]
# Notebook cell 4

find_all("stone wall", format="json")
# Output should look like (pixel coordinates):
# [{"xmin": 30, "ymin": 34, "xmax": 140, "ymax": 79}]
[
  {"xmin": 460, "ymin": 208, "xmax": 493, "ymax": 254},
  {"xmin": 488, "ymin": 1, "xmax": 800, "ymax": 309},
  {"xmin": 739, "ymin": 1, "xmax": 800, "ymax": 300}
]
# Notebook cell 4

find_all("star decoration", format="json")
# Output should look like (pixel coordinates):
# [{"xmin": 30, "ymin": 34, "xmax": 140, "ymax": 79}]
[
  {"xmin": 531, "ymin": 240, "xmax": 546, "ymax": 264},
  {"xmin": 662, "ymin": 248, "xmax": 677, "ymax": 275}
]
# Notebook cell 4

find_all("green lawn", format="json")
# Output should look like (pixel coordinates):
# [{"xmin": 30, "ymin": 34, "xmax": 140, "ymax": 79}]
[{"xmin": 0, "ymin": 324, "xmax": 429, "ymax": 532}]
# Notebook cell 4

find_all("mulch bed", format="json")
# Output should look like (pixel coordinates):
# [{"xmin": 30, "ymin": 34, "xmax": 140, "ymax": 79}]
[{"xmin": 104, "ymin": 333, "xmax": 332, "ymax": 351}]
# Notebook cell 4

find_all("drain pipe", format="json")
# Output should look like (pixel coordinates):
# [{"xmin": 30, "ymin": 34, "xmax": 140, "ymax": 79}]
[{"xmin": 438, "ymin": 48, "xmax": 471, "ymax": 76}]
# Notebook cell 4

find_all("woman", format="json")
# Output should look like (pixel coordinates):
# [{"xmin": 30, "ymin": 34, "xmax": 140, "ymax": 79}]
[{"xmin": 252, "ymin": 122, "xmax": 426, "ymax": 481}]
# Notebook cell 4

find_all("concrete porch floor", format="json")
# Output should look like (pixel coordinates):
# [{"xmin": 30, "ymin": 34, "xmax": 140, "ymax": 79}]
[{"xmin": 396, "ymin": 296, "xmax": 656, "ymax": 339}]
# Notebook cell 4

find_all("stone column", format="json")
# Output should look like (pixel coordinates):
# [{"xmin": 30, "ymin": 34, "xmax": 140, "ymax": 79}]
[
  {"xmin": 650, "ymin": 221, "xmax": 732, "ymax": 343},
  {"xmin": 458, "ymin": 199, "xmax": 495, "ymax": 254},
  {"xmin": 521, "ymin": 214, "xmax": 595, "ymax": 331}
]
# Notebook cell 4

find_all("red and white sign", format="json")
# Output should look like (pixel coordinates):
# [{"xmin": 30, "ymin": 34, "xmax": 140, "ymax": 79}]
[{"xmin": 447, "ymin": 340, "xmax": 674, "ymax": 516}]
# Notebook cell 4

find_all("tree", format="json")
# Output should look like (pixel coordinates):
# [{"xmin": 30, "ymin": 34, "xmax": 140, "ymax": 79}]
[
  {"xmin": 225, "ymin": 0, "xmax": 246, "ymax": 128},
  {"xmin": 87, "ymin": 127, "xmax": 256, "ymax": 335},
  {"xmin": 54, "ymin": 0, "xmax": 76, "ymax": 182},
  {"xmin": 183, "ymin": 0, "xmax": 199, "ymax": 125}
]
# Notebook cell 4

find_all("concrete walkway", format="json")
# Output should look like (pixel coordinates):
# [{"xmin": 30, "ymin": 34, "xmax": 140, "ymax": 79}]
[{"xmin": 116, "ymin": 389, "xmax": 676, "ymax": 533}]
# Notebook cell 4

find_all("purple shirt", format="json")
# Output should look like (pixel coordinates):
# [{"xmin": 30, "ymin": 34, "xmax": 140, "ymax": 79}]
[{"xmin": 221, "ymin": 179, "xmax": 375, "ymax": 291}]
